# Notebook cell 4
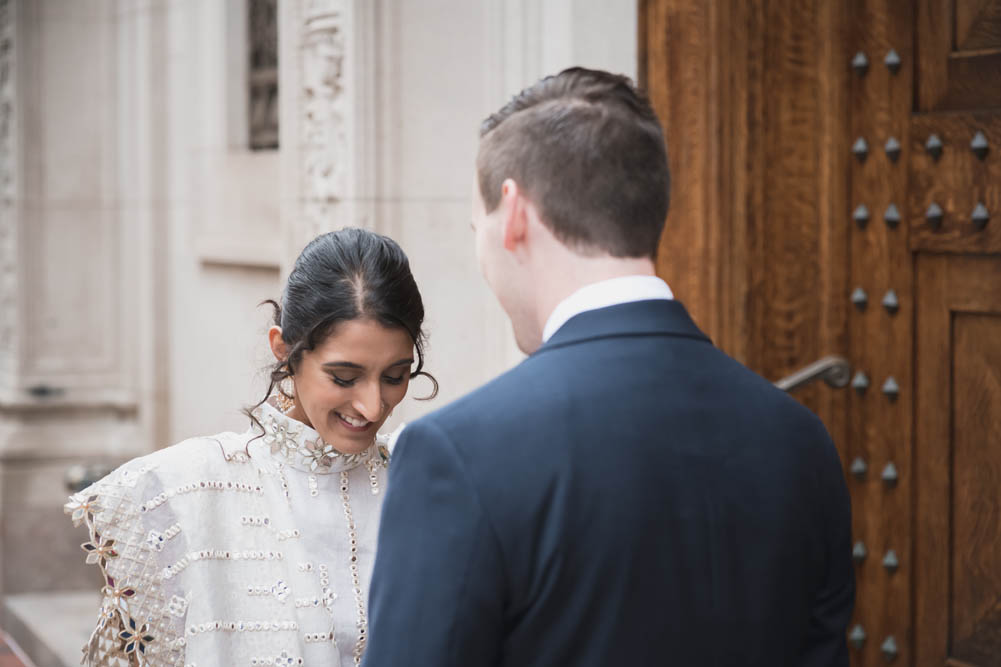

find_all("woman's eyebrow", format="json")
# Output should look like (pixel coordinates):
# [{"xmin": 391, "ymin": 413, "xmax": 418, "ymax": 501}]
[
  {"xmin": 322, "ymin": 358, "xmax": 414, "ymax": 370},
  {"xmin": 323, "ymin": 361, "xmax": 364, "ymax": 370}
]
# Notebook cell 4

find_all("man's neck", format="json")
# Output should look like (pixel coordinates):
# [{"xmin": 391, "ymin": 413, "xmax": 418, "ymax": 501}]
[{"xmin": 533, "ymin": 255, "xmax": 658, "ymax": 339}]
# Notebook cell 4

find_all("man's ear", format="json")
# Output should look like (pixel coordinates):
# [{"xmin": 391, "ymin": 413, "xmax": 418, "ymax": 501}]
[
  {"xmin": 500, "ymin": 178, "xmax": 528, "ymax": 253},
  {"xmin": 268, "ymin": 326, "xmax": 289, "ymax": 364}
]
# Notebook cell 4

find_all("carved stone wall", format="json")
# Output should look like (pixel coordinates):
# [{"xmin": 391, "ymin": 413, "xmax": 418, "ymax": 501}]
[
  {"xmin": 0, "ymin": 0, "xmax": 16, "ymax": 389},
  {"xmin": 281, "ymin": 0, "xmax": 354, "ymax": 259}
]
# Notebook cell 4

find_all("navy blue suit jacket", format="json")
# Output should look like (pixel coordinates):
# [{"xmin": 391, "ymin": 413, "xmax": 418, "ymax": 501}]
[{"xmin": 364, "ymin": 300, "xmax": 853, "ymax": 666}]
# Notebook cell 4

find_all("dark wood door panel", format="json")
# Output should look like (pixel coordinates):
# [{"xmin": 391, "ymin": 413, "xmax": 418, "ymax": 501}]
[
  {"xmin": 909, "ymin": 113, "xmax": 1001, "ymax": 254},
  {"xmin": 956, "ymin": 0, "xmax": 1001, "ymax": 50},
  {"xmin": 915, "ymin": 254, "xmax": 1001, "ymax": 666},
  {"xmin": 951, "ymin": 313, "xmax": 1001, "ymax": 664},
  {"xmin": 917, "ymin": 0, "xmax": 1001, "ymax": 111}
]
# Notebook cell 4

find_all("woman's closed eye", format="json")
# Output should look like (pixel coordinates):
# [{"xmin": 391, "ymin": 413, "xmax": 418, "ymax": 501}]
[{"xmin": 330, "ymin": 373, "xmax": 408, "ymax": 387}]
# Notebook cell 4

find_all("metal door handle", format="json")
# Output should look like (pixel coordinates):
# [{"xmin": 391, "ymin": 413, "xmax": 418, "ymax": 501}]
[{"xmin": 773, "ymin": 355, "xmax": 851, "ymax": 393}]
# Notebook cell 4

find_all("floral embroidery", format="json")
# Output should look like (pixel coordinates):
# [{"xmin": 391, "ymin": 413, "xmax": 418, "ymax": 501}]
[
  {"xmin": 274, "ymin": 650, "xmax": 301, "ymax": 665},
  {"xmin": 147, "ymin": 529, "xmax": 166, "ymax": 551},
  {"xmin": 66, "ymin": 461, "xmax": 187, "ymax": 666},
  {"xmin": 65, "ymin": 493, "xmax": 102, "ymax": 527},
  {"xmin": 167, "ymin": 595, "xmax": 189, "ymax": 617},
  {"xmin": 119, "ymin": 616, "xmax": 155, "ymax": 655},
  {"xmin": 101, "ymin": 575, "xmax": 137, "ymax": 610},
  {"xmin": 253, "ymin": 403, "xmax": 378, "ymax": 475},
  {"xmin": 271, "ymin": 580, "xmax": 290, "ymax": 602},
  {"xmin": 264, "ymin": 415, "xmax": 301, "ymax": 462},
  {"xmin": 67, "ymin": 402, "xmax": 392, "ymax": 666},
  {"xmin": 81, "ymin": 534, "xmax": 118, "ymax": 568},
  {"xmin": 302, "ymin": 439, "xmax": 336, "ymax": 471}
]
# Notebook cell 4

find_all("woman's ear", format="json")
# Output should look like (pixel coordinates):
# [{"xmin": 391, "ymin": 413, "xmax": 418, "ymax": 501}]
[{"xmin": 268, "ymin": 326, "xmax": 288, "ymax": 364}]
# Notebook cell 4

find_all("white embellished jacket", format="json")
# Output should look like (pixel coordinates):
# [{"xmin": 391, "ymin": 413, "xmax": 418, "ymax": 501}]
[{"xmin": 66, "ymin": 401, "xmax": 398, "ymax": 667}]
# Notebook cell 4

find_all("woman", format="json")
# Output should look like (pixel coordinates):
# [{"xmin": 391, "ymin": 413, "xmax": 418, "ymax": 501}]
[{"xmin": 66, "ymin": 228, "xmax": 436, "ymax": 667}]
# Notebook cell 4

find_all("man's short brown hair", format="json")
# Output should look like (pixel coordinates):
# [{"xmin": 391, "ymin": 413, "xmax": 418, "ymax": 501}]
[{"xmin": 477, "ymin": 67, "xmax": 669, "ymax": 259}]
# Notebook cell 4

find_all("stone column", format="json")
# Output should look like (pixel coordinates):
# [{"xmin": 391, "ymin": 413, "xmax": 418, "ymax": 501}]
[{"xmin": 281, "ymin": 0, "xmax": 362, "ymax": 272}]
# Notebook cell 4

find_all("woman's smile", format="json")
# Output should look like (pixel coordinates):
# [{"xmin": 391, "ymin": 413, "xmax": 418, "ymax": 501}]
[{"xmin": 335, "ymin": 410, "xmax": 374, "ymax": 432}]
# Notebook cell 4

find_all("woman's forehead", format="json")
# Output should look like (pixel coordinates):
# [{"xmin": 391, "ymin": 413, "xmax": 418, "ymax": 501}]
[{"xmin": 312, "ymin": 319, "xmax": 414, "ymax": 363}]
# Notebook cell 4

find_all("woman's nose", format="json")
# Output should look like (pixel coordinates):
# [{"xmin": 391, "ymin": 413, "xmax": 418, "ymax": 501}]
[{"xmin": 352, "ymin": 382, "xmax": 383, "ymax": 422}]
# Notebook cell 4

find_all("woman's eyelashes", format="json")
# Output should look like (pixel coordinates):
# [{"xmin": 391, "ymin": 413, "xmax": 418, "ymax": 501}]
[{"xmin": 329, "ymin": 372, "xmax": 408, "ymax": 387}]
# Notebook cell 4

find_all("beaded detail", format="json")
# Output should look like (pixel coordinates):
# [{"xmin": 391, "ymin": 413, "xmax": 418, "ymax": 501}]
[
  {"xmin": 251, "ymin": 402, "xmax": 379, "ymax": 475},
  {"xmin": 252, "ymin": 651, "xmax": 302, "ymax": 666},
  {"xmin": 365, "ymin": 458, "xmax": 382, "ymax": 495},
  {"xmin": 187, "ymin": 620, "xmax": 299, "ymax": 635},
  {"xmin": 166, "ymin": 596, "xmax": 189, "ymax": 618},
  {"xmin": 67, "ymin": 406, "xmax": 394, "ymax": 666},
  {"xmin": 340, "ymin": 471, "xmax": 368, "ymax": 666},
  {"xmin": 141, "ymin": 480, "xmax": 263, "ymax": 512},
  {"xmin": 65, "ymin": 463, "xmax": 188, "ymax": 666},
  {"xmin": 247, "ymin": 579, "xmax": 290, "ymax": 602},
  {"xmin": 241, "ymin": 515, "xmax": 271, "ymax": 527}
]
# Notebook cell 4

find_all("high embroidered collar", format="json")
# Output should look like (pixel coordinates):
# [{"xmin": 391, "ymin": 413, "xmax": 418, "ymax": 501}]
[{"xmin": 251, "ymin": 401, "xmax": 387, "ymax": 474}]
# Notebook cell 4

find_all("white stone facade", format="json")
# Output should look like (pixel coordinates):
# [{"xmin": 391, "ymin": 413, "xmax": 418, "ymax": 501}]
[{"xmin": 0, "ymin": 0, "xmax": 636, "ymax": 641}]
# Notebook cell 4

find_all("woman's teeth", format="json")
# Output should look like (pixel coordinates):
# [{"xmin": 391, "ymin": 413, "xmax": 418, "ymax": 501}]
[{"xmin": 337, "ymin": 412, "xmax": 369, "ymax": 428}]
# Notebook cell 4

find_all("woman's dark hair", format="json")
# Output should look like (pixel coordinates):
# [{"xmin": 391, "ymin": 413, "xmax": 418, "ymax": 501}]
[{"xmin": 246, "ymin": 228, "xmax": 437, "ymax": 431}]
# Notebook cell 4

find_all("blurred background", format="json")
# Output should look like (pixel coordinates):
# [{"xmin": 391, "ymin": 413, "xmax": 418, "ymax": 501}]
[{"xmin": 2, "ymin": 1, "xmax": 1000, "ymax": 666}]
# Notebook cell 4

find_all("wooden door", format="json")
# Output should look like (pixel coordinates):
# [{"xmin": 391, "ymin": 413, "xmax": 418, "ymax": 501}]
[
  {"xmin": 641, "ymin": 1, "xmax": 1001, "ymax": 665},
  {"xmin": 909, "ymin": 2, "xmax": 1001, "ymax": 664}
]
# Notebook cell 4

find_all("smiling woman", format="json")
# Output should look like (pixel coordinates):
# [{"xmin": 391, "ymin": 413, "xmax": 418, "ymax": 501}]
[
  {"xmin": 256, "ymin": 229, "xmax": 437, "ymax": 456},
  {"xmin": 65, "ymin": 228, "xmax": 436, "ymax": 667}
]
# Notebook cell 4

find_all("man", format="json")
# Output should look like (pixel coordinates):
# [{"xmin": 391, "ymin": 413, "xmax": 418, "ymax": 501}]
[{"xmin": 363, "ymin": 68, "xmax": 853, "ymax": 666}]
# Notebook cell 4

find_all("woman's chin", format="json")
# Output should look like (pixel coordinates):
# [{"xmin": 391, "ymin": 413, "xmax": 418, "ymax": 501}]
[
  {"xmin": 320, "ymin": 426, "xmax": 375, "ymax": 455},
  {"xmin": 335, "ymin": 441, "xmax": 371, "ymax": 456}
]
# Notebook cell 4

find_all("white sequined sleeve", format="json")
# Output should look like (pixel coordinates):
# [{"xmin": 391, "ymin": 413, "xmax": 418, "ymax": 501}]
[{"xmin": 66, "ymin": 458, "xmax": 189, "ymax": 667}]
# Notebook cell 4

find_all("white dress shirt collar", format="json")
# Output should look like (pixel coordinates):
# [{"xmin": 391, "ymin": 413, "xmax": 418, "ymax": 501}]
[{"xmin": 541, "ymin": 275, "xmax": 674, "ymax": 343}]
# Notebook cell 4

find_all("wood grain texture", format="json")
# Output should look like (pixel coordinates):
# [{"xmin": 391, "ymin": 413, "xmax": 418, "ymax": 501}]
[
  {"xmin": 917, "ymin": 0, "xmax": 954, "ymax": 111},
  {"xmin": 640, "ymin": 0, "xmax": 849, "ymax": 443},
  {"xmin": 951, "ymin": 313, "xmax": 1001, "ymax": 664},
  {"xmin": 643, "ymin": 3, "xmax": 1001, "ymax": 666},
  {"xmin": 909, "ymin": 113, "xmax": 1001, "ymax": 254},
  {"xmin": 956, "ymin": 0, "xmax": 1001, "ymax": 51},
  {"xmin": 914, "ymin": 254, "xmax": 952, "ymax": 666},
  {"xmin": 918, "ymin": 0, "xmax": 1001, "ymax": 110},
  {"xmin": 914, "ymin": 254, "xmax": 1001, "ymax": 666},
  {"xmin": 848, "ymin": 0, "xmax": 915, "ymax": 662},
  {"xmin": 642, "ymin": 0, "xmax": 725, "ymax": 346}
]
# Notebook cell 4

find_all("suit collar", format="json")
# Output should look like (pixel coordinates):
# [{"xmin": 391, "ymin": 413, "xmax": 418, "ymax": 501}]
[{"xmin": 534, "ymin": 299, "xmax": 712, "ymax": 354}]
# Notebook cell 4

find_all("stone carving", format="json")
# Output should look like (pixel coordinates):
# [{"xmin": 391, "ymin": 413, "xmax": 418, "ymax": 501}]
[{"xmin": 299, "ymin": 0, "xmax": 348, "ymax": 241}]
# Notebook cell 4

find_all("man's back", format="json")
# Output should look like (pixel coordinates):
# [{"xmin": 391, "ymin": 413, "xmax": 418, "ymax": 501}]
[{"xmin": 365, "ymin": 300, "xmax": 853, "ymax": 666}]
